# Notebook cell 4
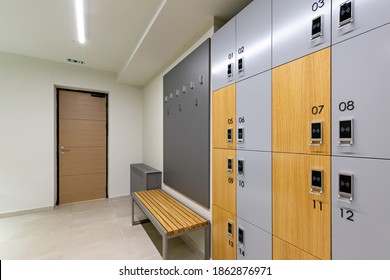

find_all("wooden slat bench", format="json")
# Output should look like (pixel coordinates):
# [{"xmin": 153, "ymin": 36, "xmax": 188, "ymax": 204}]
[{"xmin": 131, "ymin": 189, "xmax": 210, "ymax": 260}]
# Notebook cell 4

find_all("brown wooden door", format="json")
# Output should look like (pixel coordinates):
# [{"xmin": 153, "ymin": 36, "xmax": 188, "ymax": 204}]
[{"xmin": 58, "ymin": 90, "xmax": 107, "ymax": 204}]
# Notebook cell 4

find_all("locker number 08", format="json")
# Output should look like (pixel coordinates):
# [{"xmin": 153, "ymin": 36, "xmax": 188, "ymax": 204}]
[{"xmin": 312, "ymin": 0, "xmax": 325, "ymax": 12}]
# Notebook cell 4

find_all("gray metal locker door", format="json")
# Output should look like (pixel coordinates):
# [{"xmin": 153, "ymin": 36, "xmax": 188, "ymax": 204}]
[
  {"xmin": 332, "ymin": 24, "xmax": 390, "ymax": 159},
  {"xmin": 236, "ymin": 150, "xmax": 272, "ymax": 233},
  {"xmin": 211, "ymin": 18, "xmax": 236, "ymax": 91},
  {"xmin": 272, "ymin": 0, "xmax": 331, "ymax": 68},
  {"xmin": 236, "ymin": 71, "xmax": 271, "ymax": 151},
  {"xmin": 332, "ymin": 0, "xmax": 390, "ymax": 45},
  {"xmin": 332, "ymin": 156, "xmax": 390, "ymax": 259},
  {"xmin": 237, "ymin": 217, "xmax": 272, "ymax": 260},
  {"xmin": 235, "ymin": 0, "xmax": 271, "ymax": 82}
]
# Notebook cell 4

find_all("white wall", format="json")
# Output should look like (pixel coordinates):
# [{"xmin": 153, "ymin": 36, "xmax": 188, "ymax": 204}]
[
  {"xmin": 142, "ymin": 27, "xmax": 215, "ymax": 253},
  {"xmin": 0, "ymin": 52, "xmax": 143, "ymax": 214}
]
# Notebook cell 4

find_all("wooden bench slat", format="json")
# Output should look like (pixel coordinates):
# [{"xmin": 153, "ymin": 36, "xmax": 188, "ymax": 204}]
[
  {"xmin": 134, "ymin": 189, "xmax": 208, "ymax": 236},
  {"xmin": 140, "ymin": 191, "xmax": 190, "ymax": 233},
  {"xmin": 141, "ymin": 191, "xmax": 204, "ymax": 235},
  {"xmin": 152, "ymin": 190, "xmax": 207, "ymax": 225},
  {"xmin": 134, "ymin": 192, "xmax": 178, "ymax": 235},
  {"xmin": 150, "ymin": 190, "xmax": 208, "ymax": 228}
]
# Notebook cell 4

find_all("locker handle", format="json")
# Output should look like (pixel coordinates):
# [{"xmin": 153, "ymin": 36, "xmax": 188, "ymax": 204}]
[{"xmin": 310, "ymin": 189, "xmax": 323, "ymax": 196}]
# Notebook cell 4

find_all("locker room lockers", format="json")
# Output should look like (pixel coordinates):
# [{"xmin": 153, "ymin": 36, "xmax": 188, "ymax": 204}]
[
  {"xmin": 235, "ymin": 0, "xmax": 271, "ymax": 82},
  {"xmin": 211, "ymin": 0, "xmax": 272, "ymax": 90},
  {"xmin": 272, "ymin": 153, "xmax": 331, "ymax": 260},
  {"xmin": 272, "ymin": 48, "xmax": 331, "ymax": 155},
  {"xmin": 236, "ymin": 217, "xmax": 272, "ymax": 260},
  {"xmin": 212, "ymin": 148, "xmax": 236, "ymax": 215},
  {"xmin": 332, "ymin": 23, "xmax": 390, "ymax": 159},
  {"xmin": 236, "ymin": 150, "xmax": 272, "ymax": 233},
  {"xmin": 272, "ymin": 0, "xmax": 331, "ymax": 68},
  {"xmin": 332, "ymin": 156, "xmax": 390, "ymax": 259},
  {"xmin": 273, "ymin": 236, "xmax": 319, "ymax": 260},
  {"xmin": 210, "ymin": 0, "xmax": 390, "ymax": 260},
  {"xmin": 212, "ymin": 84, "xmax": 236, "ymax": 149},
  {"xmin": 236, "ymin": 71, "xmax": 271, "ymax": 151},
  {"xmin": 212, "ymin": 205, "xmax": 237, "ymax": 260},
  {"xmin": 332, "ymin": 0, "xmax": 390, "ymax": 45}
]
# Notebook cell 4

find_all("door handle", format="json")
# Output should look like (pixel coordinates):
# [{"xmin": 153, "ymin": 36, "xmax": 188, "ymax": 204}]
[{"xmin": 60, "ymin": 146, "xmax": 70, "ymax": 151}]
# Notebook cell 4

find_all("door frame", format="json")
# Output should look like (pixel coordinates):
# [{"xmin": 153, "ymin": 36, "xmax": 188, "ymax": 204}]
[{"xmin": 55, "ymin": 86, "xmax": 109, "ymax": 205}]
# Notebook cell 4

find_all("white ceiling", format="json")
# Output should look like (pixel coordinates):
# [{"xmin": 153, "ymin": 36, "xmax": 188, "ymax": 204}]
[{"xmin": 0, "ymin": 0, "xmax": 252, "ymax": 87}]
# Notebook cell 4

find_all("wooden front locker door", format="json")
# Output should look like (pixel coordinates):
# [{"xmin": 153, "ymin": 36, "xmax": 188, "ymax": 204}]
[
  {"xmin": 212, "ymin": 84, "xmax": 236, "ymax": 149},
  {"xmin": 58, "ymin": 90, "xmax": 107, "ymax": 204},
  {"xmin": 272, "ymin": 153, "xmax": 331, "ymax": 260},
  {"xmin": 273, "ymin": 236, "xmax": 319, "ymax": 260},
  {"xmin": 212, "ymin": 205, "xmax": 236, "ymax": 260},
  {"xmin": 212, "ymin": 148, "xmax": 236, "ymax": 215},
  {"xmin": 272, "ymin": 48, "xmax": 331, "ymax": 155}
]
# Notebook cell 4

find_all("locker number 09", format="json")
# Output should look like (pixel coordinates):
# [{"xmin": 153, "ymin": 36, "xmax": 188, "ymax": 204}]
[{"xmin": 312, "ymin": 0, "xmax": 325, "ymax": 12}]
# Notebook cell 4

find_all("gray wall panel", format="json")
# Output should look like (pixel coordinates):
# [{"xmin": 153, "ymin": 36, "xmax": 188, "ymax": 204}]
[
  {"xmin": 332, "ymin": 156, "xmax": 390, "ymax": 259},
  {"xmin": 237, "ymin": 217, "xmax": 272, "ymax": 260},
  {"xmin": 332, "ymin": 24, "xmax": 390, "ymax": 159},
  {"xmin": 163, "ymin": 39, "xmax": 210, "ymax": 208},
  {"xmin": 332, "ymin": 0, "xmax": 390, "ymax": 45},
  {"xmin": 272, "ymin": 0, "xmax": 331, "ymax": 67},
  {"xmin": 236, "ymin": 150, "xmax": 272, "ymax": 233},
  {"xmin": 236, "ymin": 71, "xmax": 271, "ymax": 151},
  {"xmin": 236, "ymin": 0, "xmax": 271, "ymax": 82}
]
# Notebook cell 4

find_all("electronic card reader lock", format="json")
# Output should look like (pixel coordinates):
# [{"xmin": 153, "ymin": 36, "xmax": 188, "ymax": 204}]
[
  {"xmin": 227, "ymin": 221, "xmax": 233, "ymax": 238},
  {"xmin": 310, "ymin": 121, "xmax": 323, "ymax": 146},
  {"xmin": 310, "ymin": 169, "xmax": 323, "ymax": 196},
  {"xmin": 237, "ymin": 159, "xmax": 244, "ymax": 175},
  {"xmin": 237, "ymin": 127, "xmax": 244, "ymax": 143},
  {"xmin": 238, "ymin": 58, "xmax": 244, "ymax": 74},
  {"xmin": 311, "ymin": 15, "xmax": 323, "ymax": 40},
  {"xmin": 238, "ymin": 227, "xmax": 244, "ymax": 247},
  {"xmin": 227, "ymin": 158, "xmax": 233, "ymax": 173},
  {"xmin": 339, "ymin": 1, "xmax": 353, "ymax": 28},
  {"xmin": 227, "ymin": 128, "xmax": 233, "ymax": 143},
  {"xmin": 338, "ymin": 118, "xmax": 353, "ymax": 146},
  {"xmin": 227, "ymin": 63, "xmax": 233, "ymax": 79},
  {"xmin": 338, "ymin": 172, "xmax": 353, "ymax": 202}
]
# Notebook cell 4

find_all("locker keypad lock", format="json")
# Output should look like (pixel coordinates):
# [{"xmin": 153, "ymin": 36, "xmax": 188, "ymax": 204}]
[
  {"xmin": 227, "ymin": 128, "xmax": 233, "ymax": 143},
  {"xmin": 237, "ymin": 159, "xmax": 244, "ymax": 175},
  {"xmin": 227, "ymin": 158, "xmax": 233, "ymax": 173},
  {"xmin": 237, "ymin": 127, "xmax": 244, "ymax": 143},
  {"xmin": 311, "ymin": 15, "xmax": 323, "ymax": 40},
  {"xmin": 310, "ymin": 121, "xmax": 323, "ymax": 146},
  {"xmin": 227, "ymin": 221, "xmax": 233, "ymax": 238},
  {"xmin": 227, "ymin": 63, "xmax": 233, "ymax": 79},
  {"xmin": 238, "ymin": 58, "xmax": 244, "ymax": 74},
  {"xmin": 338, "ymin": 173, "xmax": 353, "ymax": 202},
  {"xmin": 310, "ymin": 169, "xmax": 323, "ymax": 195},
  {"xmin": 338, "ymin": 119, "xmax": 353, "ymax": 146},
  {"xmin": 339, "ymin": 1, "xmax": 353, "ymax": 28},
  {"xmin": 238, "ymin": 227, "xmax": 244, "ymax": 246}
]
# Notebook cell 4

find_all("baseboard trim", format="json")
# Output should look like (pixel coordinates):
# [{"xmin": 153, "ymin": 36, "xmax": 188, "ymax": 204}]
[{"xmin": 0, "ymin": 206, "xmax": 54, "ymax": 219}]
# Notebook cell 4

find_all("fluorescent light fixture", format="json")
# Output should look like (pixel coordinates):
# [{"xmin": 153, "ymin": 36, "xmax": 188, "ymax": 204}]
[{"xmin": 75, "ymin": 0, "xmax": 86, "ymax": 44}]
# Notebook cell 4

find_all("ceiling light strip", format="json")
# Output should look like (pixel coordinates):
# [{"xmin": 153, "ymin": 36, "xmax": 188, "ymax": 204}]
[{"xmin": 75, "ymin": 0, "xmax": 86, "ymax": 44}]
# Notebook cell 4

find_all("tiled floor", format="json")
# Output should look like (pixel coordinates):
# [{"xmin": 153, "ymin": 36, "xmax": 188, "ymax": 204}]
[{"xmin": 0, "ymin": 196, "xmax": 203, "ymax": 260}]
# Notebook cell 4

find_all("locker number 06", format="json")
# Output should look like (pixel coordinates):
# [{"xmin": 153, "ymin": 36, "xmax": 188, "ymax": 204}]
[{"xmin": 312, "ymin": 0, "xmax": 325, "ymax": 12}]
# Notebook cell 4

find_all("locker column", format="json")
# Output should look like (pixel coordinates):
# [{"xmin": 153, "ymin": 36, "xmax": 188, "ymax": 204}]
[
  {"xmin": 235, "ymin": 0, "xmax": 272, "ymax": 260},
  {"xmin": 272, "ymin": 0, "xmax": 332, "ymax": 260},
  {"xmin": 331, "ymin": 1, "xmax": 390, "ymax": 259},
  {"xmin": 211, "ymin": 14, "xmax": 236, "ymax": 260}
]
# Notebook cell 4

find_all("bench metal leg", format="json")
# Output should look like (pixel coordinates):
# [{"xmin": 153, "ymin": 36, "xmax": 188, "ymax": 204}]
[
  {"xmin": 163, "ymin": 234, "xmax": 168, "ymax": 260},
  {"xmin": 205, "ymin": 224, "xmax": 210, "ymax": 260},
  {"xmin": 132, "ymin": 196, "xmax": 150, "ymax": 226}
]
